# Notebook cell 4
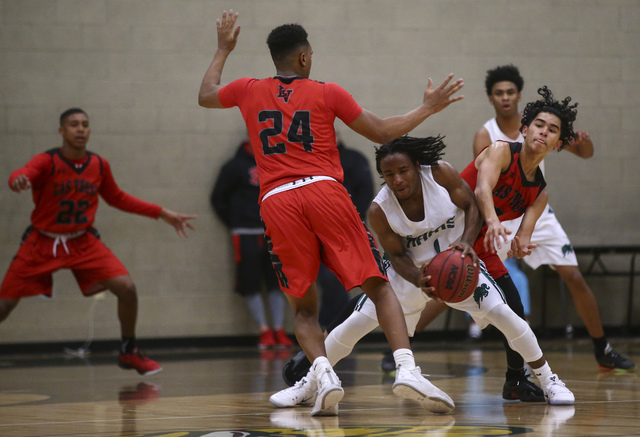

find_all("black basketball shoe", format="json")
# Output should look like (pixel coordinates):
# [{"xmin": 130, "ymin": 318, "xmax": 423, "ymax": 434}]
[
  {"xmin": 596, "ymin": 349, "xmax": 636, "ymax": 371},
  {"xmin": 502, "ymin": 369, "xmax": 545, "ymax": 402},
  {"xmin": 282, "ymin": 350, "xmax": 312, "ymax": 386}
]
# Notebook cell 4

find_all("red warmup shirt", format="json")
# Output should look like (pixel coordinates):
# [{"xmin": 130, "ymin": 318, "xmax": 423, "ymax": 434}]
[
  {"xmin": 460, "ymin": 142, "xmax": 547, "ymax": 224},
  {"xmin": 8, "ymin": 148, "xmax": 163, "ymax": 234},
  {"xmin": 218, "ymin": 76, "xmax": 363, "ymax": 201}
]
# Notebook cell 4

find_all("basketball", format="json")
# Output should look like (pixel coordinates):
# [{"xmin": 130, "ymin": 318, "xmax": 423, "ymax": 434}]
[{"xmin": 423, "ymin": 248, "xmax": 479, "ymax": 303}]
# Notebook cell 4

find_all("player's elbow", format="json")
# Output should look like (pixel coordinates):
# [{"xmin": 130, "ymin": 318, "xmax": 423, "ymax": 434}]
[
  {"xmin": 198, "ymin": 94, "xmax": 214, "ymax": 108},
  {"xmin": 581, "ymin": 148, "xmax": 594, "ymax": 159},
  {"xmin": 198, "ymin": 90, "xmax": 223, "ymax": 109}
]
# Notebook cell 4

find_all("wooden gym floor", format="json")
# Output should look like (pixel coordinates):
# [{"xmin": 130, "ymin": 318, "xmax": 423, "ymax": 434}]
[{"xmin": 0, "ymin": 337, "xmax": 639, "ymax": 437}]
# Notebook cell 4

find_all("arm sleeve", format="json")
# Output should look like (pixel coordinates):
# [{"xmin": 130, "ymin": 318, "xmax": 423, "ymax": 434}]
[
  {"xmin": 323, "ymin": 82, "xmax": 363, "ymax": 125},
  {"xmin": 8, "ymin": 153, "xmax": 52, "ymax": 189},
  {"xmin": 98, "ymin": 159, "xmax": 163, "ymax": 219},
  {"xmin": 218, "ymin": 77, "xmax": 255, "ymax": 109}
]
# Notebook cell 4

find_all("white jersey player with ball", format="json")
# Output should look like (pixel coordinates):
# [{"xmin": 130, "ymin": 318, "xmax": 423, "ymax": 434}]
[
  {"xmin": 366, "ymin": 164, "xmax": 506, "ymax": 334},
  {"xmin": 269, "ymin": 136, "xmax": 574, "ymax": 409}
]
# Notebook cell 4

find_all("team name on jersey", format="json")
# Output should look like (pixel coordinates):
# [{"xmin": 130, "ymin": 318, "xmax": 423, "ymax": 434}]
[
  {"xmin": 405, "ymin": 216, "xmax": 456, "ymax": 248},
  {"xmin": 492, "ymin": 184, "xmax": 527, "ymax": 215},
  {"xmin": 54, "ymin": 179, "xmax": 99, "ymax": 197}
]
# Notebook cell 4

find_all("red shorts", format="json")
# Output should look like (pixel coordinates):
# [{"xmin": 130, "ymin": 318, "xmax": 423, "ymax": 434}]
[
  {"xmin": 474, "ymin": 236, "xmax": 508, "ymax": 279},
  {"xmin": 260, "ymin": 180, "xmax": 386, "ymax": 298},
  {"xmin": 0, "ymin": 229, "xmax": 129, "ymax": 299}
]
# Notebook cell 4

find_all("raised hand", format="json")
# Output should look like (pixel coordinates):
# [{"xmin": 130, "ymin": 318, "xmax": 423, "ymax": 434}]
[
  {"xmin": 423, "ymin": 73, "xmax": 465, "ymax": 115},
  {"xmin": 217, "ymin": 10, "xmax": 241, "ymax": 54}
]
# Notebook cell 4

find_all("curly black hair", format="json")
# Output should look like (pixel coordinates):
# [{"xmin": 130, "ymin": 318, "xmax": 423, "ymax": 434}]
[
  {"xmin": 266, "ymin": 23, "xmax": 309, "ymax": 65},
  {"xmin": 520, "ymin": 86, "xmax": 578, "ymax": 147},
  {"xmin": 374, "ymin": 135, "xmax": 446, "ymax": 175},
  {"xmin": 485, "ymin": 64, "xmax": 524, "ymax": 96}
]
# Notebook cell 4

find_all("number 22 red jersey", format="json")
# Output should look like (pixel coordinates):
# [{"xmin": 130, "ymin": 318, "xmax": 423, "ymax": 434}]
[
  {"xmin": 8, "ymin": 148, "xmax": 162, "ymax": 234},
  {"xmin": 218, "ymin": 76, "xmax": 363, "ymax": 201}
]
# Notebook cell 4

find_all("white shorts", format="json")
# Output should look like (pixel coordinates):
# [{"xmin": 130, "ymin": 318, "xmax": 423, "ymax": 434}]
[
  {"xmin": 356, "ymin": 262, "xmax": 507, "ymax": 333},
  {"xmin": 496, "ymin": 203, "xmax": 578, "ymax": 269}
]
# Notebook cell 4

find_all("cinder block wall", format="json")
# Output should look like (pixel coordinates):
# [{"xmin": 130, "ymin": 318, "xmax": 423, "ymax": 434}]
[{"xmin": 1, "ymin": 0, "xmax": 638, "ymax": 344}]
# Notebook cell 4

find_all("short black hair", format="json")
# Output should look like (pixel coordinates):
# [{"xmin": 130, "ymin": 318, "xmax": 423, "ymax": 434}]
[
  {"xmin": 59, "ymin": 107, "xmax": 87, "ymax": 126},
  {"xmin": 266, "ymin": 23, "xmax": 309, "ymax": 65},
  {"xmin": 485, "ymin": 64, "xmax": 524, "ymax": 96},
  {"xmin": 520, "ymin": 86, "xmax": 578, "ymax": 147},
  {"xmin": 375, "ymin": 135, "xmax": 446, "ymax": 175}
]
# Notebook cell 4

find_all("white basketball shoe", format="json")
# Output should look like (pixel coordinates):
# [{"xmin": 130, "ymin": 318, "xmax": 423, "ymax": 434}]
[
  {"xmin": 310, "ymin": 367, "xmax": 344, "ymax": 416},
  {"xmin": 270, "ymin": 375, "xmax": 317, "ymax": 408},
  {"xmin": 543, "ymin": 374, "xmax": 575, "ymax": 405},
  {"xmin": 392, "ymin": 365, "xmax": 455, "ymax": 413}
]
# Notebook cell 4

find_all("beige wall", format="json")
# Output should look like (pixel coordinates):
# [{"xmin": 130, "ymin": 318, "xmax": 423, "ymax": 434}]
[{"xmin": 1, "ymin": 0, "xmax": 639, "ymax": 344}]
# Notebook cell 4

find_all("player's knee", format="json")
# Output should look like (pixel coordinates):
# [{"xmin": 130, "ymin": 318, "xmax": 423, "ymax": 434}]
[
  {"xmin": 291, "ymin": 304, "xmax": 318, "ymax": 322},
  {"xmin": 361, "ymin": 277, "xmax": 391, "ymax": 303},
  {"xmin": 108, "ymin": 277, "xmax": 137, "ymax": 299},
  {"xmin": 558, "ymin": 266, "xmax": 588, "ymax": 290}
]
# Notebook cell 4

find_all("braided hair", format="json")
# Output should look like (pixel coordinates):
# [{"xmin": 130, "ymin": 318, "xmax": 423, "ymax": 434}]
[
  {"xmin": 521, "ymin": 86, "xmax": 578, "ymax": 147},
  {"xmin": 374, "ymin": 135, "xmax": 446, "ymax": 175}
]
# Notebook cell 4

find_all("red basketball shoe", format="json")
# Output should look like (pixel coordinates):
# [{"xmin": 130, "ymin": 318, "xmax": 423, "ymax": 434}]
[
  {"xmin": 274, "ymin": 329, "xmax": 294, "ymax": 347},
  {"xmin": 259, "ymin": 329, "xmax": 276, "ymax": 349},
  {"xmin": 119, "ymin": 348, "xmax": 163, "ymax": 375}
]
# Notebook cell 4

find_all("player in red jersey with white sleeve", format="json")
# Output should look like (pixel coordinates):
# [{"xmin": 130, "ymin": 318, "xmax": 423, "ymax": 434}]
[
  {"xmin": 1, "ymin": 108, "xmax": 197, "ymax": 375},
  {"xmin": 199, "ymin": 10, "xmax": 464, "ymax": 416}
]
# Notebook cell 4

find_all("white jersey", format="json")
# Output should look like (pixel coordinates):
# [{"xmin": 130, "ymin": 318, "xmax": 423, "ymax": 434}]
[
  {"xmin": 484, "ymin": 117, "xmax": 524, "ymax": 143},
  {"xmin": 483, "ymin": 118, "xmax": 576, "ymax": 267},
  {"xmin": 374, "ymin": 165, "xmax": 466, "ymax": 268},
  {"xmin": 359, "ymin": 165, "xmax": 505, "ymax": 334},
  {"xmin": 372, "ymin": 165, "xmax": 467, "ymax": 316}
]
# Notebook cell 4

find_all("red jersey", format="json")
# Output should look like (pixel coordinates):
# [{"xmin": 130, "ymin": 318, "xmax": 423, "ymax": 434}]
[
  {"xmin": 218, "ymin": 76, "xmax": 363, "ymax": 200},
  {"xmin": 460, "ymin": 142, "xmax": 546, "ymax": 223},
  {"xmin": 8, "ymin": 148, "xmax": 162, "ymax": 234}
]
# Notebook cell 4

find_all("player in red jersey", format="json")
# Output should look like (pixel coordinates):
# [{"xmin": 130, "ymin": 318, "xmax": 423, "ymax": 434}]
[
  {"xmin": 199, "ymin": 11, "xmax": 464, "ymax": 416},
  {"xmin": 1, "ymin": 108, "xmax": 197, "ymax": 375},
  {"xmin": 460, "ymin": 86, "xmax": 577, "ymax": 262},
  {"xmin": 403, "ymin": 86, "xmax": 580, "ymax": 401}
]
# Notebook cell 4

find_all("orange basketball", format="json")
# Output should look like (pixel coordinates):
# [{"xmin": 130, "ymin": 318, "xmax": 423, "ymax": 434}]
[{"xmin": 424, "ymin": 249, "xmax": 479, "ymax": 303}]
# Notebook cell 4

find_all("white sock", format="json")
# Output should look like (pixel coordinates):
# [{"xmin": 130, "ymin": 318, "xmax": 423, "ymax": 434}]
[
  {"xmin": 311, "ymin": 356, "xmax": 332, "ymax": 378},
  {"xmin": 533, "ymin": 362, "xmax": 553, "ymax": 386},
  {"xmin": 393, "ymin": 348, "xmax": 416, "ymax": 370}
]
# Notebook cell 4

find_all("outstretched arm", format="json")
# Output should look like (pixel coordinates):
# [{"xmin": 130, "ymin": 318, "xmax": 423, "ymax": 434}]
[
  {"xmin": 507, "ymin": 189, "xmax": 547, "ymax": 258},
  {"xmin": 198, "ymin": 10, "xmax": 241, "ymax": 108},
  {"xmin": 10, "ymin": 175, "xmax": 31, "ymax": 193},
  {"xmin": 159, "ymin": 208, "xmax": 197, "ymax": 238},
  {"xmin": 348, "ymin": 74, "xmax": 464, "ymax": 144},
  {"xmin": 473, "ymin": 141, "xmax": 512, "ymax": 253}
]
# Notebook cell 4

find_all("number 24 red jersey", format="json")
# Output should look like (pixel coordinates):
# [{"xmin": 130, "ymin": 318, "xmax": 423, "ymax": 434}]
[{"xmin": 218, "ymin": 76, "xmax": 363, "ymax": 201}]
